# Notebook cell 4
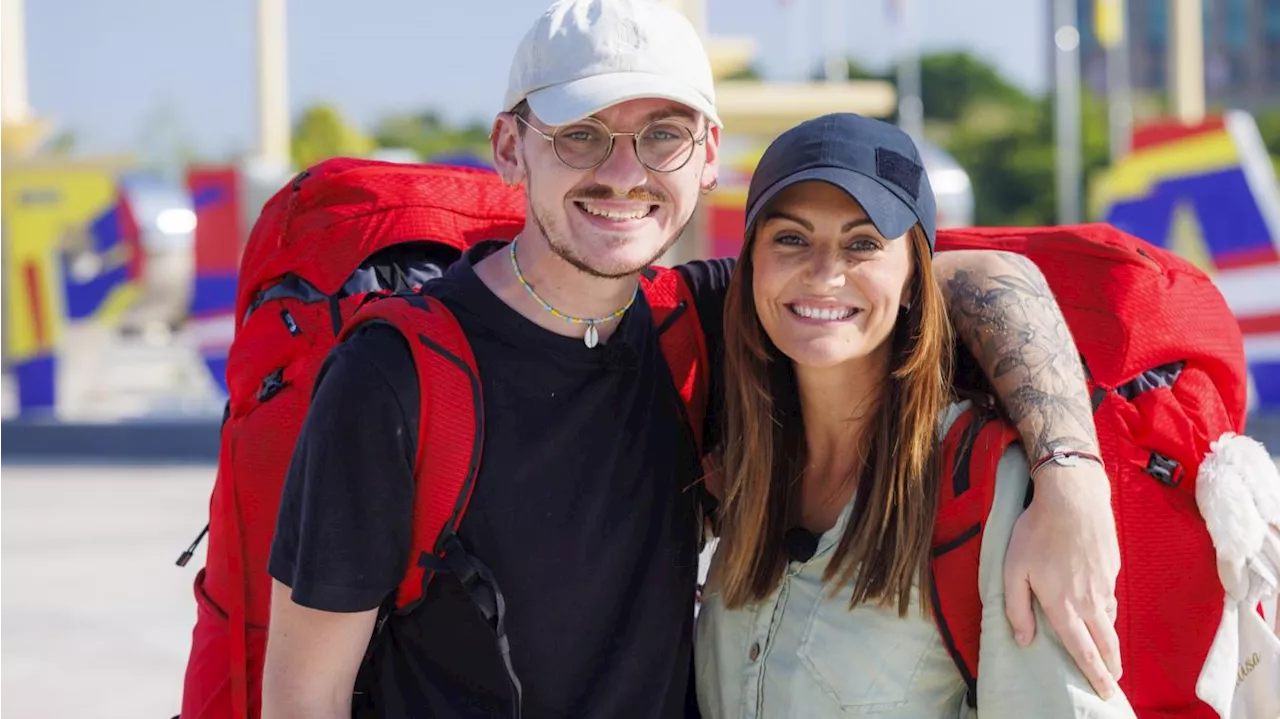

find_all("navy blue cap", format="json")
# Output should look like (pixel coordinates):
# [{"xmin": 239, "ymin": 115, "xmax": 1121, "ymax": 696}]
[{"xmin": 744, "ymin": 113, "xmax": 936, "ymax": 251}]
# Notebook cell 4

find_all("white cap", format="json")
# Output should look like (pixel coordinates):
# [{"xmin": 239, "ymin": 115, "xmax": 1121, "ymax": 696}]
[{"xmin": 503, "ymin": 0, "xmax": 722, "ymax": 128}]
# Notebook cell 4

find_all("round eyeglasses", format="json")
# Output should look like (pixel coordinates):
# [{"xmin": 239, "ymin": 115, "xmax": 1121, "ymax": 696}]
[{"xmin": 514, "ymin": 114, "xmax": 707, "ymax": 173}]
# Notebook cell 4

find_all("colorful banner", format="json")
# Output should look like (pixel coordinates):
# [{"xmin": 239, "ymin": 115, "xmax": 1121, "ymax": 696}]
[
  {"xmin": 1091, "ymin": 111, "xmax": 1280, "ymax": 412},
  {"xmin": 2, "ymin": 162, "xmax": 135, "ymax": 413},
  {"xmin": 187, "ymin": 166, "xmax": 245, "ymax": 395},
  {"xmin": 1093, "ymin": 0, "xmax": 1125, "ymax": 49},
  {"xmin": 705, "ymin": 143, "xmax": 766, "ymax": 261},
  {"xmin": 62, "ymin": 189, "xmax": 142, "ymax": 322}
]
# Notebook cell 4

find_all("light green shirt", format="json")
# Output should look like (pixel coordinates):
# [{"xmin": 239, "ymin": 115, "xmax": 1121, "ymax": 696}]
[{"xmin": 694, "ymin": 403, "xmax": 1137, "ymax": 719}]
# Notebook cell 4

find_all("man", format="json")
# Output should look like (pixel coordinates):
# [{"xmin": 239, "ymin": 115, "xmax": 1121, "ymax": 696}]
[{"xmin": 262, "ymin": 1, "xmax": 1121, "ymax": 717}]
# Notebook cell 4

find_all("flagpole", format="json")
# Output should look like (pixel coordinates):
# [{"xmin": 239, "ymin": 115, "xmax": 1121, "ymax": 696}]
[
  {"xmin": 1105, "ymin": 38, "xmax": 1132, "ymax": 159},
  {"xmin": 895, "ymin": 0, "xmax": 924, "ymax": 140},
  {"xmin": 823, "ymin": 0, "xmax": 848, "ymax": 82},
  {"xmin": 1053, "ymin": 0, "xmax": 1082, "ymax": 224},
  {"xmin": 1, "ymin": 0, "xmax": 30, "ymax": 127},
  {"xmin": 256, "ymin": 0, "xmax": 291, "ymax": 169},
  {"xmin": 1098, "ymin": 0, "xmax": 1132, "ymax": 160},
  {"xmin": 1168, "ymin": 0, "xmax": 1205, "ymax": 125}
]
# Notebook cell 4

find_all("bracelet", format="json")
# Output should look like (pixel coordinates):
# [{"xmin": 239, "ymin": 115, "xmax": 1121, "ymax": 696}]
[{"xmin": 1029, "ymin": 447, "xmax": 1105, "ymax": 477}]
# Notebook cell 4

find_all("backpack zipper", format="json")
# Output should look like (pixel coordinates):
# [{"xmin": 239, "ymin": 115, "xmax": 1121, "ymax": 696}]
[{"xmin": 176, "ymin": 524, "xmax": 209, "ymax": 567}]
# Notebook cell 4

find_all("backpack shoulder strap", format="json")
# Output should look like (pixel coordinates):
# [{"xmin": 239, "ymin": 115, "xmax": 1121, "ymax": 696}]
[
  {"xmin": 339, "ymin": 292, "xmax": 483, "ymax": 613},
  {"xmin": 639, "ymin": 266, "xmax": 709, "ymax": 456},
  {"xmin": 929, "ymin": 404, "xmax": 1020, "ymax": 708},
  {"xmin": 342, "ymin": 293, "xmax": 527, "ymax": 710}
]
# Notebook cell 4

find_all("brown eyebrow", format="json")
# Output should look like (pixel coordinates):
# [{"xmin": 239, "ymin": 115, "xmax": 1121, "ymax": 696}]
[
  {"xmin": 583, "ymin": 106, "xmax": 703, "ymax": 131},
  {"xmin": 644, "ymin": 107, "xmax": 700, "ymax": 124},
  {"xmin": 762, "ymin": 211, "xmax": 876, "ymax": 234}
]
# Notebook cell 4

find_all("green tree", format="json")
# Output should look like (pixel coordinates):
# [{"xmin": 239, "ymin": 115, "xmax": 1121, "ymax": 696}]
[
  {"xmin": 824, "ymin": 52, "xmax": 1035, "ymax": 122},
  {"xmin": 372, "ymin": 111, "xmax": 492, "ymax": 164},
  {"xmin": 833, "ymin": 59, "xmax": 888, "ymax": 82},
  {"xmin": 833, "ymin": 50, "xmax": 1110, "ymax": 226},
  {"xmin": 46, "ymin": 130, "xmax": 77, "ymax": 155},
  {"xmin": 918, "ymin": 52, "xmax": 1035, "ymax": 121},
  {"xmin": 722, "ymin": 65, "xmax": 762, "ymax": 81},
  {"xmin": 945, "ymin": 90, "xmax": 1111, "ymax": 226},
  {"xmin": 1253, "ymin": 107, "xmax": 1280, "ymax": 157},
  {"xmin": 292, "ymin": 103, "xmax": 375, "ymax": 169},
  {"xmin": 1248, "ymin": 108, "xmax": 1280, "ymax": 179}
]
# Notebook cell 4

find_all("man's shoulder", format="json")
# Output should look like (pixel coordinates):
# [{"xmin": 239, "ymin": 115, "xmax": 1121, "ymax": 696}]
[
  {"xmin": 342, "ymin": 320, "xmax": 414, "ymax": 359},
  {"xmin": 672, "ymin": 257, "xmax": 737, "ymax": 297},
  {"xmin": 323, "ymin": 321, "xmax": 418, "ymax": 398},
  {"xmin": 665, "ymin": 257, "xmax": 736, "ymax": 340}
]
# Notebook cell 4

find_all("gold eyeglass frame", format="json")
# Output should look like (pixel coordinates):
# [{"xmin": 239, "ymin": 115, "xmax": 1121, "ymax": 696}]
[{"xmin": 513, "ymin": 113, "xmax": 708, "ymax": 173}]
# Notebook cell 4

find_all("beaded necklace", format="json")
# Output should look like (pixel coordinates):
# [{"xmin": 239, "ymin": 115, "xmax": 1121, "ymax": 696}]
[{"xmin": 509, "ymin": 238, "xmax": 637, "ymax": 348}]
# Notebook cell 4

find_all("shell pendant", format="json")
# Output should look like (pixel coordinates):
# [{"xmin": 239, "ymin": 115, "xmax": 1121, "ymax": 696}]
[{"xmin": 584, "ymin": 323, "xmax": 599, "ymax": 349}]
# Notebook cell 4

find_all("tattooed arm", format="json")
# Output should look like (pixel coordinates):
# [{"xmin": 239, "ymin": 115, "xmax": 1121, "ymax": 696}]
[
  {"xmin": 933, "ymin": 249, "xmax": 1123, "ymax": 701},
  {"xmin": 936, "ymin": 250, "xmax": 1097, "ymax": 459}
]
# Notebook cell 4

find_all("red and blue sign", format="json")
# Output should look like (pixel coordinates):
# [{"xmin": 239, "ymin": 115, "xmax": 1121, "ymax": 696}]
[
  {"xmin": 186, "ymin": 166, "xmax": 244, "ymax": 396},
  {"xmin": 1092, "ymin": 111, "xmax": 1280, "ymax": 412}
]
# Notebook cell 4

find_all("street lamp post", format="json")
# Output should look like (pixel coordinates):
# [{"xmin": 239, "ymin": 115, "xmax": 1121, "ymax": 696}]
[
  {"xmin": 1053, "ymin": 0, "xmax": 1083, "ymax": 225},
  {"xmin": 895, "ymin": 0, "xmax": 925, "ymax": 141}
]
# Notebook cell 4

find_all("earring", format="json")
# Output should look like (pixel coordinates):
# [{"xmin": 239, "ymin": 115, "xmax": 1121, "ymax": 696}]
[{"xmin": 701, "ymin": 178, "xmax": 719, "ymax": 195}]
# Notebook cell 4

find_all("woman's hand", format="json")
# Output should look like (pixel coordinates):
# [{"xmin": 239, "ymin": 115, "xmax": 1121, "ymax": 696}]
[{"xmin": 1003, "ymin": 462, "xmax": 1123, "ymax": 700}]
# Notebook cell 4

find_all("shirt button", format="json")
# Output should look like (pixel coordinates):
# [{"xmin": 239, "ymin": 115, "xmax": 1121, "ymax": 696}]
[{"xmin": 749, "ymin": 641, "xmax": 760, "ymax": 661}]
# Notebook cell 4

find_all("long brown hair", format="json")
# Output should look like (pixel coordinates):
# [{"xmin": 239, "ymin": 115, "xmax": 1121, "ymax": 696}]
[{"xmin": 715, "ymin": 224, "xmax": 954, "ymax": 617}]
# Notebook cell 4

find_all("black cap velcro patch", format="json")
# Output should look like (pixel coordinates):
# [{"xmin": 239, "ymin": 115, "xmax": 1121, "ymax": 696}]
[{"xmin": 875, "ymin": 148, "xmax": 922, "ymax": 200}]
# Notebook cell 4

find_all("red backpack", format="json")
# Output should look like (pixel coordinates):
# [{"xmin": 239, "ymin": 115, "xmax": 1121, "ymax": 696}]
[
  {"xmin": 176, "ymin": 158, "xmax": 709, "ymax": 719},
  {"xmin": 929, "ymin": 224, "xmax": 1251, "ymax": 718}
]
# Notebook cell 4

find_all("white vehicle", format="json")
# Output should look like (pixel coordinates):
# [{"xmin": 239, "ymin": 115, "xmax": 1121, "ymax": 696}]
[{"xmin": 916, "ymin": 138, "xmax": 975, "ymax": 229}]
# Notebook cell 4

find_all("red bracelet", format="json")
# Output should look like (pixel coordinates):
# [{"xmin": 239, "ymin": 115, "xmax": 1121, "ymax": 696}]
[{"xmin": 1029, "ymin": 448, "xmax": 1105, "ymax": 477}]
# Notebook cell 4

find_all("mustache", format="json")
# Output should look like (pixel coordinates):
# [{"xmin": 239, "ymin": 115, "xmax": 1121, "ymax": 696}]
[{"xmin": 571, "ymin": 186, "xmax": 668, "ymax": 204}]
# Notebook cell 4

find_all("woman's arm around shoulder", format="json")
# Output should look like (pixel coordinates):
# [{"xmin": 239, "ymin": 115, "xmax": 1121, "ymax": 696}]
[{"xmin": 974, "ymin": 443, "xmax": 1137, "ymax": 719}]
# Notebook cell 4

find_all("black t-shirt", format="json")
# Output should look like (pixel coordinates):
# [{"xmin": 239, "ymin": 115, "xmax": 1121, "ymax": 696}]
[{"xmin": 269, "ymin": 240, "xmax": 734, "ymax": 718}]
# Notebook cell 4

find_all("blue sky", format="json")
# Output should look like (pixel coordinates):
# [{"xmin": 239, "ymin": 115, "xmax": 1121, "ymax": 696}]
[{"xmin": 25, "ymin": 0, "xmax": 1047, "ymax": 158}]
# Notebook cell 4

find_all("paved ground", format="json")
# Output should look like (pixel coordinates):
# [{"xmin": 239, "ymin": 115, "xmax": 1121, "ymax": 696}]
[
  {"xmin": 1, "ymin": 463, "xmax": 694, "ymax": 718},
  {"xmin": 3, "ymin": 462, "xmax": 1278, "ymax": 719},
  {"xmin": 2, "ymin": 464, "xmax": 215, "ymax": 719}
]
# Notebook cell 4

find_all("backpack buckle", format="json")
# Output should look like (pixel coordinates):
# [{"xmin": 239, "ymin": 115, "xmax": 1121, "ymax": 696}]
[
  {"xmin": 1145, "ymin": 452, "xmax": 1183, "ymax": 487},
  {"xmin": 257, "ymin": 369, "xmax": 287, "ymax": 403}
]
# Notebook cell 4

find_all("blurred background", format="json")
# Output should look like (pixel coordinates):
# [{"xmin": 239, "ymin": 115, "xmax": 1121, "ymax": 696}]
[
  {"xmin": 0, "ymin": 0, "xmax": 1274, "ymax": 424},
  {"xmin": 2, "ymin": 0, "xmax": 1279, "ymax": 429},
  {"xmin": 2, "ymin": 0, "xmax": 1279, "ymax": 717}
]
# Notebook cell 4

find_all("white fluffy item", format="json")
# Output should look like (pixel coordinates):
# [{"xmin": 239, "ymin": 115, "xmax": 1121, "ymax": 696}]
[{"xmin": 1193, "ymin": 432, "xmax": 1280, "ymax": 719}]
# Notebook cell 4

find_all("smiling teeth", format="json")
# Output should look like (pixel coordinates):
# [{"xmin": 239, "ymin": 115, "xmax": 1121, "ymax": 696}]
[
  {"xmin": 790, "ymin": 305, "xmax": 856, "ymax": 321},
  {"xmin": 579, "ymin": 203, "xmax": 650, "ymax": 221}
]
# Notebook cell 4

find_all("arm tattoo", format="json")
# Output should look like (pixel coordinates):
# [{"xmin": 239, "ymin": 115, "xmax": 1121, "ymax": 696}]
[{"xmin": 942, "ymin": 253, "xmax": 1099, "ymax": 460}]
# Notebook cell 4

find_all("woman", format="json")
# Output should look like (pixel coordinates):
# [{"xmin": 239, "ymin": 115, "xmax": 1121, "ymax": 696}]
[{"xmin": 694, "ymin": 113, "xmax": 1136, "ymax": 718}]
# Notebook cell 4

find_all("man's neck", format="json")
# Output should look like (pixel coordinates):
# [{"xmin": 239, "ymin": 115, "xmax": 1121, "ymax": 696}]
[{"xmin": 472, "ymin": 232, "xmax": 639, "ymax": 344}]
